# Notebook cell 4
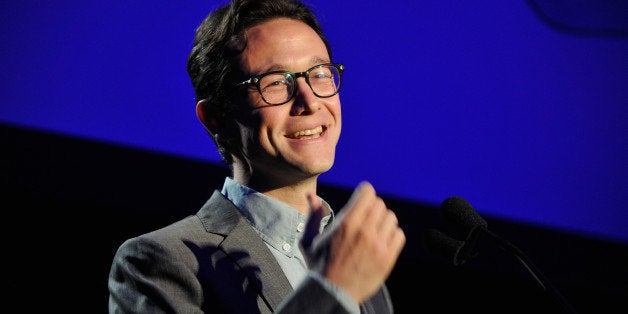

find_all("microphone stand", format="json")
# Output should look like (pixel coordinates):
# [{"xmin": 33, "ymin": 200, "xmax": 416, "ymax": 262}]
[{"xmin": 481, "ymin": 227, "xmax": 577, "ymax": 313}]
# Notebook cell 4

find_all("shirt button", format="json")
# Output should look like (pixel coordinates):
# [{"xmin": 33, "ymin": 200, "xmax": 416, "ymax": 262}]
[
  {"xmin": 282, "ymin": 243, "xmax": 291, "ymax": 252},
  {"xmin": 296, "ymin": 222, "xmax": 305, "ymax": 232}
]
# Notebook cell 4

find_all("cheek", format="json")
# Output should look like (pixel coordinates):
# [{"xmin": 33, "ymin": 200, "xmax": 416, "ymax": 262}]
[
  {"xmin": 238, "ymin": 125, "xmax": 269, "ymax": 160},
  {"xmin": 237, "ymin": 112, "xmax": 269, "ymax": 150},
  {"xmin": 330, "ymin": 100, "xmax": 342, "ymax": 124},
  {"xmin": 233, "ymin": 89, "xmax": 265, "ymax": 111},
  {"xmin": 246, "ymin": 91, "xmax": 271, "ymax": 110},
  {"xmin": 233, "ymin": 115, "xmax": 257, "ymax": 152},
  {"xmin": 335, "ymin": 102, "xmax": 342, "ymax": 119}
]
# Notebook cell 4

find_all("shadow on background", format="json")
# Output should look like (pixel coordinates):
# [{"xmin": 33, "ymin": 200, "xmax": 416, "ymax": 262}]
[{"xmin": 526, "ymin": 0, "xmax": 628, "ymax": 37}]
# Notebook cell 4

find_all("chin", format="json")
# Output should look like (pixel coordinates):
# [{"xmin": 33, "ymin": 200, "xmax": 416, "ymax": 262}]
[{"xmin": 303, "ymin": 160, "xmax": 334, "ymax": 176}]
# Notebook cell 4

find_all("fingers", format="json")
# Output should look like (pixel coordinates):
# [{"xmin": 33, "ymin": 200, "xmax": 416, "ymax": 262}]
[
  {"xmin": 382, "ymin": 210, "xmax": 405, "ymax": 258},
  {"xmin": 340, "ymin": 180, "xmax": 405, "ymax": 260},
  {"xmin": 341, "ymin": 181, "xmax": 398, "ymax": 237},
  {"xmin": 322, "ymin": 181, "xmax": 406, "ymax": 302},
  {"xmin": 379, "ymin": 207, "xmax": 400, "ymax": 242},
  {"xmin": 301, "ymin": 193, "xmax": 324, "ymax": 251},
  {"xmin": 339, "ymin": 181, "xmax": 378, "ymax": 222},
  {"xmin": 389, "ymin": 223, "xmax": 406, "ymax": 257}
]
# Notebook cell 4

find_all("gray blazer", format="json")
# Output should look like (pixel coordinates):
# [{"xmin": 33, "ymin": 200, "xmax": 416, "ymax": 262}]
[{"xmin": 108, "ymin": 190, "xmax": 394, "ymax": 313}]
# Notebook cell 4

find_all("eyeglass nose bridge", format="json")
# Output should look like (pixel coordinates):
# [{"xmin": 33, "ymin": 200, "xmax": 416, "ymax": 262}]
[
  {"xmin": 292, "ymin": 71, "xmax": 308, "ymax": 80},
  {"xmin": 288, "ymin": 71, "xmax": 311, "ymax": 86},
  {"xmin": 289, "ymin": 71, "xmax": 314, "ymax": 96}
]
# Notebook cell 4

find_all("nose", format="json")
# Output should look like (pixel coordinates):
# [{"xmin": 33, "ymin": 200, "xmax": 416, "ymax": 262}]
[{"xmin": 290, "ymin": 77, "xmax": 319, "ymax": 115}]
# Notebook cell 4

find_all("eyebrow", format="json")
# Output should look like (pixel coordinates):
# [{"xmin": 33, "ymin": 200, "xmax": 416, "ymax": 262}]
[{"xmin": 251, "ymin": 57, "xmax": 331, "ymax": 76}]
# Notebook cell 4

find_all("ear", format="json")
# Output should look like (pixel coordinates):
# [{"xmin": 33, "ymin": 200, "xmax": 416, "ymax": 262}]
[{"xmin": 196, "ymin": 99, "xmax": 220, "ymax": 137}]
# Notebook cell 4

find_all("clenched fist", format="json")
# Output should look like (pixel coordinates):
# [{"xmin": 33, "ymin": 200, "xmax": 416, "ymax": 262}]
[{"xmin": 302, "ymin": 181, "xmax": 406, "ymax": 303}]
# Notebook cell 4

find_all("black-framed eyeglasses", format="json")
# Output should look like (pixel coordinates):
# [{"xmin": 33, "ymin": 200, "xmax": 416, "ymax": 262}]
[{"xmin": 235, "ymin": 63, "xmax": 344, "ymax": 105}]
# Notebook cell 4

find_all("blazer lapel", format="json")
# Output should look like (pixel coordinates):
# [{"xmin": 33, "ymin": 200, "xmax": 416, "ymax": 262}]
[{"xmin": 198, "ymin": 190, "xmax": 293, "ymax": 311}]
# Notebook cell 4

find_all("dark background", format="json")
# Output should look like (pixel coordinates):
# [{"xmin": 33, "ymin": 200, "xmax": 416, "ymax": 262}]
[{"xmin": 3, "ymin": 123, "xmax": 626, "ymax": 313}]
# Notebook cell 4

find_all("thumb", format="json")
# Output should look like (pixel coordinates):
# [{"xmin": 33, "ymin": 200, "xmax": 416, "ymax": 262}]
[{"xmin": 301, "ymin": 193, "xmax": 324, "ymax": 251}]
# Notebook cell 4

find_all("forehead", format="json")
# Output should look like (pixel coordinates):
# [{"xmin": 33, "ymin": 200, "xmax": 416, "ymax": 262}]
[{"xmin": 239, "ymin": 17, "xmax": 329, "ymax": 74}]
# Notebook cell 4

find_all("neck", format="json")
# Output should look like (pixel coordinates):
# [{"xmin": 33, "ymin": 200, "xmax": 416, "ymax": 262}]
[{"xmin": 232, "ymin": 161, "xmax": 319, "ymax": 215}]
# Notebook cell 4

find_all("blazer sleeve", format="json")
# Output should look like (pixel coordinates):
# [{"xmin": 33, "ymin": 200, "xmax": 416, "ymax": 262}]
[
  {"xmin": 275, "ymin": 275, "xmax": 394, "ymax": 314},
  {"xmin": 108, "ymin": 236, "xmax": 205, "ymax": 314},
  {"xmin": 275, "ymin": 274, "xmax": 353, "ymax": 314}
]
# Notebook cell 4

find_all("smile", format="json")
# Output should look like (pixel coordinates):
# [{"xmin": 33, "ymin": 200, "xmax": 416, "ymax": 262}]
[{"xmin": 288, "ymin": 125, "xmax": 325, "ymax": 139}]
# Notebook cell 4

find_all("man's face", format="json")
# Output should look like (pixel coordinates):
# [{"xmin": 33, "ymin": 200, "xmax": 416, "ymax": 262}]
[{"xmin": 235, "ymin": 17, "xmax": 342, "ymax": 184}]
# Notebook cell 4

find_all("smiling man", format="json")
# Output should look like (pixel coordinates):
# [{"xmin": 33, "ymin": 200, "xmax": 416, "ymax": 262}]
[{"xmin": 108, "ymin": 1, "xmax": 405, "ymax": 313}]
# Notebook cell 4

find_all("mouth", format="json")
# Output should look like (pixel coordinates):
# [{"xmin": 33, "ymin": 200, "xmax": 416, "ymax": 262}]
[{"xmin": 287, "ymin": 125, "xmax": 325, "ymax": 140}]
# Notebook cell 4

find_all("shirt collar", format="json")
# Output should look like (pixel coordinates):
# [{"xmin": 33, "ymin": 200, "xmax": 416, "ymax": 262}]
[{"xmin": 221, "ymin": 177, "xmax": 333, "ymax": 257}]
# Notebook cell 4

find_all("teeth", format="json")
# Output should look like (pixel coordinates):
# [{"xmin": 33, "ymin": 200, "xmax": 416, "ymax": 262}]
[{"xmin": 291, "ymin": 125, "xmax": 323, "ymax": 138}]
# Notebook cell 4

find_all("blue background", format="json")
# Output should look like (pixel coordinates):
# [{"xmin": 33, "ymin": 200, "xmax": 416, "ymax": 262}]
[{"xmin": 2, "ymin": 1, "xmax": 626, "ymax": 244}]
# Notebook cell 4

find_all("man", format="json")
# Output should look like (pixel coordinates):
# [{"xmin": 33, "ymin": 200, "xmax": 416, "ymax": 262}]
[{"xmin": 108, "ymin": 0, "xmax": 406, "ymax": 313}]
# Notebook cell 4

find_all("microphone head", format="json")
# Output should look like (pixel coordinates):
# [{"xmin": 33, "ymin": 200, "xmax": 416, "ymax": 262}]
[
  {"xmin": 440, "ymin": 196, "xmax": 488, "ymax": 239},
  {"xmin": 435, "ymin": 196, "xmax": 488, "ymax": 264},
  {"xmin": 423, "ymin": 196, "xmax": 488, "ymax": 266}
]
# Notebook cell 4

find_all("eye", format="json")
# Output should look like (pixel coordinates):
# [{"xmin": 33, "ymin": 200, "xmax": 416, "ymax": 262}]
[
  {"xmin": 261, "ymin": 80, "xmax": 287, "ymax": 92},
  {"xmin": 260, "ymin": 73, "xmax": 290, "ymax": 91},
  {"xmin": 310, "ymin": 68, "xmax": 332, "ymax": 80}
]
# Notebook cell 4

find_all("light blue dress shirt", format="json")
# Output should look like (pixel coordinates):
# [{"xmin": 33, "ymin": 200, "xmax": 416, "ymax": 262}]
[{"xmin": 221, "ymin": 177, "xmax": 359, "ymax": 313}]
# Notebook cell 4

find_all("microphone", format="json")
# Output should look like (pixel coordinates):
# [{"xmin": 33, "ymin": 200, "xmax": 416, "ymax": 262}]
[
  {"xmin": 424, "ymin": 196, "xmax": 577, "ymax": 313},
  {"xmin": 424, "ymin": 196, "xmax": 488, "ymax": 266}
]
